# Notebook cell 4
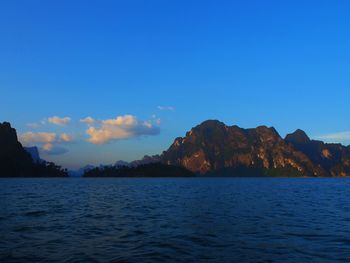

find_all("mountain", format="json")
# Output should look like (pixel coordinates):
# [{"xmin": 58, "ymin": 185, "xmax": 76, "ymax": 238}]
[
  {"xmin": 0, "ymin": 122, "xmax": 36, "ymax": 176},
  {"xmin": 68, "ymin": 165, "xmax": 95, "ymax": 177},
  {"xmin": 285, "ymin": 130, "xmax": 350, "ymax": 177},
  {"xmin": 0, "ymin": 122, "xmax": 68, "ymax": 177},
  {"xmin": 129, "ymin": 155, "xmax": 161, "ymax": 167},
  {"xmin": 114, "ymin": 160, "xmax": 130, "ymax": 167},
  {"xmin": 84, "ymin": 163, "xmax": 194, "ymax": 177},
  {"xmin": 112, "ymin": 156, "xmax": 161, "ymax": 168},
  {"xmin": 83, "ymin": 155, "xmax": 165, "ymax": 177},
  {"xmin": 161, "ymin": 120, "xmax": 349, "ymax": 177},
  {"xmin": 24, "ymin": 146, "xmax": 42, "ymax": 163}
]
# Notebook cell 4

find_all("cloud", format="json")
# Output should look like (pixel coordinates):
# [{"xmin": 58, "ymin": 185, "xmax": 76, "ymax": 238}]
[
  {"xmin": 20, "ymin": 132, "xmax": 56, "ymax": 144},
  {"xmin": 19, "ymin": 132, "xmax": 73, "ymax": 155},
  {"xmin": 80, "ymin": 116, "xmax": 96, "ymax": 125},
  {"xmin": 315, "ymin": 131, "xmax": 350, "ymax": 144},
  {"xmin": 60, "ymin": 133, "xmax": 73, "ymax": 142},
  {"xmin": 43, "ymin": 143, "xmax": 53, "ymax": 151},
  {"xmin": 101, "ymin": 115, "xmax": 137, "ymax": 126},
  {"xmin": 41, "ymin": 144, "xmax": 68, "ymax": 155},
  {"xmin": 83, "ymin": 115, "xmax": 160, "ymax": 144},
  {"xmin": 48, "ymin": 116, "xmax": 71, "ymax": 125},
  {"xmin": 157, "ymin": 106, "xmax": 175, "ymax": 111}
]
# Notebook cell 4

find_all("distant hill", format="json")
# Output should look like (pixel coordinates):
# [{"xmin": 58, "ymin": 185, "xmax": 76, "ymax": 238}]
[
  {"xmin": 84, "ymin": 162, "xmax": 194, "ymax": 177},
  {"xmin": 0, "ymin": 122, "xmax": 68, "ymax": 177},
  {"xmin": 161, "ymin": 120, "xmax": 350, "ymax": 177},
  {"xmin": 68, "ymin": 165, "xmax": 95, "ymax": 177}
]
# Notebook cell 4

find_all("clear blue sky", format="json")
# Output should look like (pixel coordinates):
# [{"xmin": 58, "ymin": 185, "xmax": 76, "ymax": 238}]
[{"xmin": 1, "ymin": 0, "xmax": 349, "ymax": 169}]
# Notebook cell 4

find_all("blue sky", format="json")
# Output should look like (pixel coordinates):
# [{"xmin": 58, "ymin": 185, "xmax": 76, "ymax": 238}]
[{"xmin": 1, "ymin": 0, "xmax": 349, "ymax": 169}]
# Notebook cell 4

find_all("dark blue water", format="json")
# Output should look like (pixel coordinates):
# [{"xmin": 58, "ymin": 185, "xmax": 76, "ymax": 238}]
[{"xmin": 1, "ymin": 178, "xmax": 350, "ymax": 262}]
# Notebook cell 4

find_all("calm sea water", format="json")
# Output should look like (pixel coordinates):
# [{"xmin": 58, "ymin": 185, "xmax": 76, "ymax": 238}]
[{"xmin": 1, "ymin": 178, "xmax": 350, "ymax": 262}]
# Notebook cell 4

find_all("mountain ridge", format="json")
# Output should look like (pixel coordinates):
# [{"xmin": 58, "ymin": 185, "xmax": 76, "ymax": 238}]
[
  {"xmin": 2, "ymin": 120, "xmax": 349, "ymax": 177},
  {"xmin": 161, "ymin": 120, "xmax": 350, "ymax": 177}
]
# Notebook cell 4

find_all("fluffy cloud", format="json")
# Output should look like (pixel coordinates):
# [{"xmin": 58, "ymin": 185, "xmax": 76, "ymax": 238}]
[
  {"xmin": 83, "ymin": 115, "xmax": 160, "ymax": 144},
  {"xmin": 48, "ymin": 116, "xmax": 71, "ymax": 125},
  {"xmin": 20, "ymin": 132, "xmax": 56, "ymax": 144},
  {"xmin": 101, "ymin": 115, "xmax": 137, "ymax": 126},
  {"xmin": 157, "ymin": 106, "xmax": 175, "ymax": 111},
  {"xmin": 19, "ymin": 132, "xmax": 73, "ymax": 155},
  {"xmin": 315, "ymin": 131, "xmax": 350, "ymax": 144}
]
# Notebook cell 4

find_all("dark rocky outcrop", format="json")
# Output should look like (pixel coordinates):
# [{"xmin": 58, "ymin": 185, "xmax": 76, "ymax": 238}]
[
  {"xmin": 0, "ymin": 122, "xmax": 35, "ymax": 176},
  {"xmin": 0, "ymin": 122, "xmax": 68, "ymax": 177},
  {"xmin": 161, "ymin": 120, "xmax": 349, "ymax": 177}
]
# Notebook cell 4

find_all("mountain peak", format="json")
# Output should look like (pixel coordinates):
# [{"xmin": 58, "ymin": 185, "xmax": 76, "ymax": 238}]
[
  {"xmin": 0, "ymin": 121, "xmax": 18, "ymax": 145},
  {"xmin": 255, "ymin": 125, "xmax": 279, "ymax": 135},
  {"xmin": 285, "ymin": 129, "xmax": 311, "ymax": 144},
  {"xmin": 197, "ymin": 119, "xmax": 226, "ymax": 128}
]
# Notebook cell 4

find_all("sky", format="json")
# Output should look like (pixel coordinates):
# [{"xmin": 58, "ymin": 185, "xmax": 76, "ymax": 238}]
[{"xmin": 0, "ymin": 0, "xmax": 350, "ymax": 169}]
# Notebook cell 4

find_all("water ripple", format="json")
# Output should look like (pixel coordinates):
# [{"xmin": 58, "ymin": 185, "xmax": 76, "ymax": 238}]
[{"xmin": 1, "ymin": 178, "xmax": 350, "ymax": 262}]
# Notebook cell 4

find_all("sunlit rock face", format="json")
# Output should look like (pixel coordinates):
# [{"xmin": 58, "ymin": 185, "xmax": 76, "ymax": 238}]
[
  {"xmin": 285, "ymin": 130, "xmax": 350, "ymax": 177},
  {"xmin": 162, "ymin": 120, "xmax": 349, "ymax": 177}
]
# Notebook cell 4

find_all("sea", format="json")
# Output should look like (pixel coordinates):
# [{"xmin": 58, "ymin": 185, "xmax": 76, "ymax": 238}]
[{"xmin": 1, "ymin": 177, "xmax": 350, "ymax": 262}]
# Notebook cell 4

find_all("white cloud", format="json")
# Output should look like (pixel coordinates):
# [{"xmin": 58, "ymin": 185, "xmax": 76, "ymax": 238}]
[
  {"xmin": 315, "ymin": 131, "xmax": 350, "ymax": 144},
  {"xmin": 80, "ymin": 116, "xmax": 96, "ymax": 125},
  {"xmin": 48, "ymin": 116, "xmax": 71, "ymax": 125},
  {"xmin": 86, "ymin": 126, "xmax": 131, "ymax": 144},
  {"xmin": 157, "ymin": 106, "xmax": 175, "ymax": 111},
  {"xmin": 19, "ymin": 132, "xmax": 73, "ymax": 155},
  {"xmin": 101, "ymin": 115, "xmax": 137, "ymax": 126},
  {"xmin": 83, "ymin": 115, "xmax": 160, "ymax": 144},
  {"xmin": 20, "ymin": 132, "xmax": 56, "ymax": 144}
]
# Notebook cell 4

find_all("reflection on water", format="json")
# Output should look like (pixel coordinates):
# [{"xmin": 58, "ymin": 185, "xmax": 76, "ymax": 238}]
[{"xmin": 1, "ymin": 178, "xmax": 350, "ymax": 262}]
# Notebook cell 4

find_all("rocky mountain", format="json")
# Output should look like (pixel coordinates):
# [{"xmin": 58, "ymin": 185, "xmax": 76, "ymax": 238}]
[
  {"xmin": 0, "ymin": 122, "xmax": 35, "ymax": 176},
  {"xmin": 161, "ymin": 120, "xmax": 350, "ymax": 177},
  {"xmin": 0, "ymin": 122, "xmax": 68, "ymax": 177},
  {"xmin": 24, "ymin": 146, "xmax": 42, "ymax": 163},
  {"xmin": 285, "ymin": 130, "xmax": 350, "ymax": 177}
]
